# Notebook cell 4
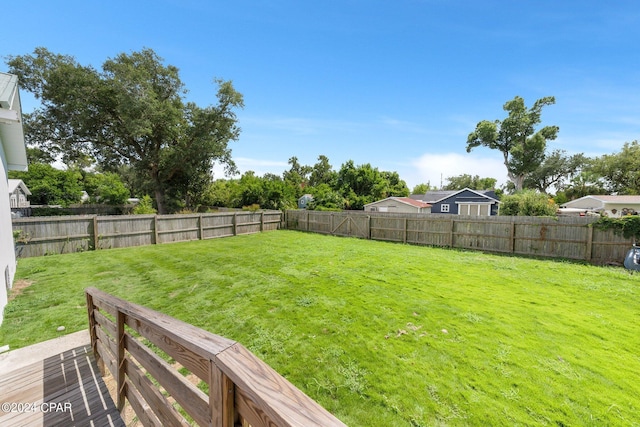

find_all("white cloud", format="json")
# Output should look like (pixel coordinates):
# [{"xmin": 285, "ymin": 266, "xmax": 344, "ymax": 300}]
[{"xmin": 409, "ymin": 152, "xmax": 507, "ymax": 189}]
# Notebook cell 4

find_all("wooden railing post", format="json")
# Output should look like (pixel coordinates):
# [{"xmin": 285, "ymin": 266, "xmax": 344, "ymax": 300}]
[
  {"xmin": 85, "ymin": 292, "xmax": 104, "ymax": 375},
  {"xmin": 116, "ymin": 310, "xmax": 126, "ymax": 411},
  {"xmin": 84, "ymin": 287, "xmax": 347, "ymax": 427},
  {"xmin": 210, "ymin": 362, "xmax": 235, "ymax": 427}
]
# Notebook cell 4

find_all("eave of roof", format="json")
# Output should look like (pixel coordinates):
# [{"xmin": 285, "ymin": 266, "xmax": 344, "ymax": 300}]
[
  {"xmin": 0, "ymin": 72, "xmax": 28, "ymax": 171},
  {"xmin": 431, "ymin": 188, "xmax": 500, "ymax": 204},
  {"xmin": 364, "ymin": 196, "xmax": 431, "ymax": 208}
]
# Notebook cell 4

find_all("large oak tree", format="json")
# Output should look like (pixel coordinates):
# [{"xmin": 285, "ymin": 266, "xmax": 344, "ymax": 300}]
[
  {"xmin": 587, "ymin": 141, "xmax": 640, "ymax": 195},
  {"xmin": 7, "ymin": 47, "xmax": 243, "ymax": 213},
  {"xmin": 466, "ymin": 96, "xmax": 559, "ymax": 191}
]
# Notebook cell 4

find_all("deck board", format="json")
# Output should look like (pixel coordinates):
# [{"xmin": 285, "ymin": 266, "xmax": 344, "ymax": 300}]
[{"xmin": 0, "ymin": 343, "xmax": 124, "ymax": 427}]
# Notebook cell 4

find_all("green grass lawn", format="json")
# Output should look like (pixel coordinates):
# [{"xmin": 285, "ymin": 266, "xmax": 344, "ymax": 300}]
[{"xmin": 2, "ymin": 230, "xmax": 639, "ymax": 426}]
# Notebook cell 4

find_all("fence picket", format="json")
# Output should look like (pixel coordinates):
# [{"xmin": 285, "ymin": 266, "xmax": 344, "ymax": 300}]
[
  {"xmin": 284, "ymin": 210, "xmax": 632, "ymax": 265},
  {"xmin": 12, "ymin": 211, "xmax": 282, "ymax": 258}
]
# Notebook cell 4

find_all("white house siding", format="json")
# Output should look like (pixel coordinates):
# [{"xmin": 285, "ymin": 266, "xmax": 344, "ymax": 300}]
[
  {"xmin": 365, "ymin": 198, "xmax": 427, "ymax": 213},
  {"xmin": 0, "ymin": 140, "xmax": 14, "ymax": 325},
  {"xmin": 0, "ymin": 73, "xmax": 28, "ymax": 325},
  {"xmin": 562, "ymin": 196, "xmax": 640, "ymax": 218},
  {"xmin": 601, "ymin": 203, "xmax": 640, "ymax": 218}
]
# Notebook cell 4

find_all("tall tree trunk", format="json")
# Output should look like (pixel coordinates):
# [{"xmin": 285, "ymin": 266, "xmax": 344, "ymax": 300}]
[
  {"xmin": 503, "ymin": 152, "xmax": 524, "ymax": 191},
  {"xmin": 154, "ymin": 187, "xmax": 166, "ymax": 214},
  {"xmin": 151, "ymin": 166, "xmax": 166, "ymax": 214}
]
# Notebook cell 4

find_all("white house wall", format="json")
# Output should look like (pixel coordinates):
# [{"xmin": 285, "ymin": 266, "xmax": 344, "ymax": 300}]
[
  {"xmin": 366, "ymin": 199, "xmax": 421, "ymax": 213},
  {"xmin": 602, "ymin": 203, "xmax": 640, "ymax": 218},
  {"xmin": 0, "ymin": 138, "xmax": 15, "ymax": 325}
]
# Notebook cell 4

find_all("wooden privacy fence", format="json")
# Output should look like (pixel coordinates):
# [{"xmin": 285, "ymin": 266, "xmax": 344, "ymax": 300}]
[
  {"xmin": 12, "ymin": 211, "xmax": 282, "ymax": 258},
  {"xmin": 86, "ymin": 287, "xmax": 346, "ymax": 427},
  {"xmin": 285, "ymin": 210, "xmax": 634, "ymax": 265}
]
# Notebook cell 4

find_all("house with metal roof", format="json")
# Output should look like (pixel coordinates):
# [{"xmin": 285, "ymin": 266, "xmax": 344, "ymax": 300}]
[
  {"xmin": 364, "ymin": 197, "xmax": 431, "ymax": 213},
  {"xmin": 0, "ymin": 72, "xmax": 28, "ymax": 325},
  {"xmin": 561, "ymin": 195, "xmax": 640, "ymax": 218},
  {"xmin": 418, "ymin": 188, "xmax": 500, "ymax": 216}
]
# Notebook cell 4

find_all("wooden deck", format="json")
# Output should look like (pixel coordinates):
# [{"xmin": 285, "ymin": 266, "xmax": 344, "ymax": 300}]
[{"xmin": 0, "ymin": 331, "xmax": 124, "ymax": 427}]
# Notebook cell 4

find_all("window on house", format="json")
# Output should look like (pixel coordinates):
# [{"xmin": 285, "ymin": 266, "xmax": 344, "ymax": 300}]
[{"xmin": 441, "ymin": 204, "xmax": 450, "ymax": 212}]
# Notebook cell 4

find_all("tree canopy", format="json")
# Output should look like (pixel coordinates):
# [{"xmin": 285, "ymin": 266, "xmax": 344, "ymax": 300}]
[
  {"xmin": 336, "ymin": 160, "xmax": 409, "ymax": 210},
  {"xmin": 411, "ymin": 183, "xmax": 436, "ymax": 195},
  {"xmin": 523, "ymin": 150, "xmax": 586, "ymax": 194},
  {"xmin": 466, "ymin": 96, "xmax": 559, "ymax": 192},
  {"xmin": 7, "ymin": 47, "xmax": 243, "ymax": 213},
  {"xmin": 587, "ymin": 141, "xmax": 640, "ymax": 195},
  {"xmin": 9, "ymin": 163, "xmax": 83, "ymax": 207},
  {"xmin": 443, "ymin": 174, "xmax": 497, "ymax": 191}
]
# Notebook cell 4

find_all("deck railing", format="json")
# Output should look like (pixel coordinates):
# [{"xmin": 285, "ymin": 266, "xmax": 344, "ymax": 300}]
[{"xmin": 85, "ymin": 287, "xmax": 346, "ymax": 427}]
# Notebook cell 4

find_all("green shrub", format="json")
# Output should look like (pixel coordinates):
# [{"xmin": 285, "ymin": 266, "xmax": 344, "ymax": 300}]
[
  {"xmin": 500, "ymin": 190, "xmax": 557, "ymax": 216},
  {"xmin": 133, "ymin": 195, "xmax": 157, "ymax": 214},
  {"xmin": 594, "ymin": 215, "xmax": 640, "ymax": 240}
]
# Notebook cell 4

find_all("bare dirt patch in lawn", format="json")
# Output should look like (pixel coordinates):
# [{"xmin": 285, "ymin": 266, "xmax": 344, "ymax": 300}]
[{"xmin": 8, "ymin": 280, "xmax": 33, "ymax": 301}]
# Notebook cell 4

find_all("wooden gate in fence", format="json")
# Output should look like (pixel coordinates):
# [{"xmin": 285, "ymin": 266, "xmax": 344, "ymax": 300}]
[{"xmin": 285, "ymin": 210, "xmax": 634, "ymax": 265}]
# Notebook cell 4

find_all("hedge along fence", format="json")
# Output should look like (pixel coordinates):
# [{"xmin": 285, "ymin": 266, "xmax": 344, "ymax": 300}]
[
  {"xmin": 12, "ymin": 211, "xmax": 282, "ymax": 258},
  {"xmin": 284, "ymin": 210, "xmax": 634, "ymax": 265}
]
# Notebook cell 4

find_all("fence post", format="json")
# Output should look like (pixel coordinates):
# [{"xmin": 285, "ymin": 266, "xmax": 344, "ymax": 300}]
[
  {"xmin": 260, "ymin": 211, "xmax": 264, "ymax": 232},
  {"xmin": 92, "ymin": 216, "xmax": 99, "ymax": 251},
  {"xmin": 153, "ymin": 215, "xmax": 159, "ymax": 244},
  {"xmin": 233, "ymin": 213, "xmax": 237, "ymax": 236},
  {"xmin": 449, "ymin": 218, "xmax": 455, "ymax": 247},
  {"xmin": 585, "ymin": 224, "xmax": 593, "ymax": 262},
  {"xmin": 367, "ymin": 216, "xmax": 371, "ymax": 239},
  {"xmin": 403, "ymin": 218, "xmax": 408, "ymax": 244},
  {"xmin": 210, "ymin": 362, "xmax": 235, "ymax": 427},
  {"xmin": 198, "ymin": 214, "xmax": 204, "ymax": 240},
  {"xmin": 306, "ymin": 211, "xmax": 310, "ymax": 231},
  {"xmin": 509, "ymin": 220, "xmax": 516, "ymax": 253}
]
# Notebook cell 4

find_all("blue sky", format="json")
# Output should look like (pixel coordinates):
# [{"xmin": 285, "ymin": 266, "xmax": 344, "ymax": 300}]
[{"xmin": 4, "ymin": 1, "xmax": 640, "ymax": 189}]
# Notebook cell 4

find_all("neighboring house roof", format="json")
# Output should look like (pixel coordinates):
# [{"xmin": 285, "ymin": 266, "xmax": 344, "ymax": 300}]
[
  {"xmin": 8, "ymin": 179, "xmax": 31, "ymax": 195},
  {"xmin": 429, "ymin": 188, "xmax": 500, "ymax": 204},
  {"xmin": 422, "ymin": 190, "xmax": 457, "ymax": 203},
  {"xmin": 562, "ymin": 195, "xmax": 640, "ymax": 209},
  {"xmin": 365, "ymin": 197, "xmax": 431, "ymax": 209},
  {"xmin": 0, "ymin": 72, "xmax": 28, "ymax": 171}
]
